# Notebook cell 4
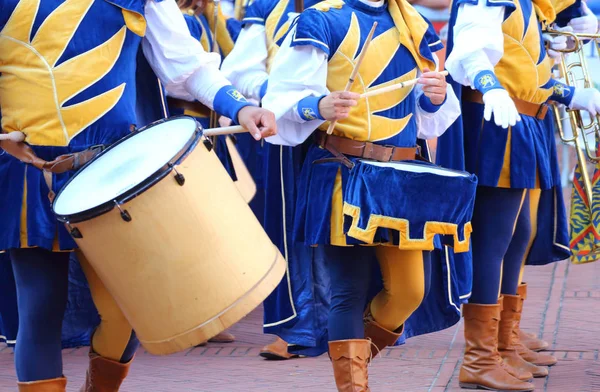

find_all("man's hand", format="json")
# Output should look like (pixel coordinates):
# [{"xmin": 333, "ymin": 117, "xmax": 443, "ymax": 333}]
[
  {"xmin": 318, "ymin": 91, "xmax": 360, "ymax": 122},
  {"xmin": 237, "ymin": 106, "xmax": 277, "ymax": 141},
  {"xmin": 482, "ymin": 89, "xmax": 521, "ymax": 129},
  {"xmin": 418, "ymin": 68, "xmax": 447, "ymax": 105}
]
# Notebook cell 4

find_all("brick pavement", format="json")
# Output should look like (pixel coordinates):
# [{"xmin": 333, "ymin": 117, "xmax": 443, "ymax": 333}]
[{"xmin": 0, "ymin": 258, "xmax": 599, "ymax": 391}]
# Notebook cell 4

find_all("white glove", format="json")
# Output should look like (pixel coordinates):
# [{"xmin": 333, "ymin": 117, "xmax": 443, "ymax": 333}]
[
  {"xmin": 482, "ymin": 89, "xmax": 521, "ymax": 128},
  {"xmin": 569, "ymin": 2, "xmax": 599, "ymax": 34},
  {"xmin": 542, "ymin": 26, "xmax": 573, "ymax": 59},
  {"xmin": 570, "ymin": 88, "xmax": 600, "ymax": 116}
]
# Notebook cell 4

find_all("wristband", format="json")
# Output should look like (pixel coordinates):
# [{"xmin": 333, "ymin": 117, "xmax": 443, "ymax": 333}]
[
  {"xmin": 474, "ymin": 70, "xmax": 504, "ymax": 95},
  {"xmin": 418, "ymin": 93, "xmax": 446, "ymax": 113},
  {"xmin": 297, "ymin": 95, "xmax": 326, "ymax": 121},
  {"xmin": 213, "ymin": 85, "xmax": 254, "ymax": 123},
  {"xmin": 550, "ymin": 81, "xmax": 575, "ymax": 106}
]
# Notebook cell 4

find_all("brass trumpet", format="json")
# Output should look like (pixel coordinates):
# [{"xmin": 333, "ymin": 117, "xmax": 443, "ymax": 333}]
[{"xmin": 545, "ymin": 28, "xmax": 600, "ymax": 211}]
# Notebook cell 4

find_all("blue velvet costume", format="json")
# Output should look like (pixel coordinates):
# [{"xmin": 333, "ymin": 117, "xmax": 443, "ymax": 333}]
[
  {"xmin": 242, "ymin": 0, "xmax": 331, "ymax": 357},
  {"xmin": 273, "ymin": 0, "xmax": 476, "ymax": 347},
  {"xmin": 0, "ymin": 0, "xmax": 252, "ymax": 382},
  {"xmin": 437, "ymin": 0, "xmax": 578, "ymax": 304}
]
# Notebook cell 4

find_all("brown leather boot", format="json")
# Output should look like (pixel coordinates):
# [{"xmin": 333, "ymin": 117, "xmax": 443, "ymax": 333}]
[
  {"xmin": 459, "ymin": 302, "xmax": 535, "ymax": 391},
  {"xmin": 516, "ymin": 283, "xmax": 549, "ymax": 352},
  {"xmin": 18, "ymin": 377, "xmax": 67, "ymax": 391},
  {"xmin": 512, "ymin": 289, "xmax": 558, "ymax": 367},
  {"xmin": 516, "ymin": 343, "xmax": 557, "ymax": 367},
  {"xmin": 329, "ymin": 339, "xmax": 371, "ymax": 392},
  {"xmin": 364, "ymin": 306, "xmax": 402, "ymax": 359},
  {"xmin": 499, "ymin": 295, "xmax": 548, "ymax": 378},
  {"xmin": 260, "ymin": 337, "xmax": 300, "ymax": 360},
  {"xmin": 80, "ymin": 352, "xmax": 131, "ymax": 392}
]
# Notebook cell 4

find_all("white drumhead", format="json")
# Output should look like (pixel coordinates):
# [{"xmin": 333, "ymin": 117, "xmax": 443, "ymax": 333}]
[
  {"xmin": 54, "ymin": 117, "xmax": 198, "ymax": 216},
  {"xmin": 361, "ymin": 160, "xmax": 470, "ymax": 178}
]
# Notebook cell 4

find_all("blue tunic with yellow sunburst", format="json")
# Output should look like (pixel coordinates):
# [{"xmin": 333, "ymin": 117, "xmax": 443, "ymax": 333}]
[
  {"xmin": 289, "ymin": 0, "xmax": 476, "ymax": 251},
  {"xmin": 0, "ymin": 0, "xmax": 148, "ymax": 252},
  {"xmin": 242, "ymin": 0, "xmax": 332, "ymax": 355},
  {"xmin": 436, "ymin": 0, "xmax": 579, "ymax": 265},
  {"xmin": 243, "ymin": 0, "xmax": 321, "ymax": 72}
]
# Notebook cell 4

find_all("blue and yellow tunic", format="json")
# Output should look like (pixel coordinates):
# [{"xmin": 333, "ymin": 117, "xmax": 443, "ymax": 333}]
[
  {"xmin": 242, "ymin": 0, "xmax": 329, "ymax": 344},
  {"xmin": 243, "ymin": 0, "xmax": 321, "ymax": 71},
  {"xmin": 289, "ymin": 0, "xmax": 475, "ymax": 250},
  {"xmin": 0, "ymin": 0, "xmax": 147, "ymax": 251},
  {"xmin": 447, "ymin": 0, "xmax": 575, "ymax": 190},
  {"xmin": 437, "ymin": 0, "xmax": 579, "ymax": 266}
]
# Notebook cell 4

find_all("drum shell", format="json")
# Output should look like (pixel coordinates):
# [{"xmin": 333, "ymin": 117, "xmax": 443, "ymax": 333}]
[{"xmin": 68, "ymin": 139, "xmax": 285, "ymax": 355}]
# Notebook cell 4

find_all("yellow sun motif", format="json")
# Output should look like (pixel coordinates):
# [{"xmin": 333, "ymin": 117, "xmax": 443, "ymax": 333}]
[
  {"xmin": 0, "ymin": 0, "xmax": 127, "ymax": 146},
  {"xmin": 318, "ymin": 12, "xmax": 416, "ymax": 142},
  {"xmin": 495, "ymin": 0, "xmax": 553, "ymax": 104}
]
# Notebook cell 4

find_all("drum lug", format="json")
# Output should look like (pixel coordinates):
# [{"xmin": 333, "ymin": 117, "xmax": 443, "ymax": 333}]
[
  {"xmin": 66, "ymin": 221, "xmax": 83, "ymax": 239},
  {"xmin": 170, "ymin": 165, "xmax": 185, "ymax": 186},
  {"xmin": 203, "ymin": 137, "xmax": 213, "ymax": 152},
  {"xmin": 114, "ymin": 201, "xmax": 132, "ymax": 222}
]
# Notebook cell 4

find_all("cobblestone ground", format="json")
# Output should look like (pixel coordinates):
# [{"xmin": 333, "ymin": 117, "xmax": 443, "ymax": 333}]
[{"xmin": 1, "ymin": 258, "xmax": 599, "ymax": 391}]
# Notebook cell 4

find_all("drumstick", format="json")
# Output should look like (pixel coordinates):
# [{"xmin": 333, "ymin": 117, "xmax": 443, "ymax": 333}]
[
  {"xmin": 203, "ymin": 125, "xmax": 246, "ymax": 137},
  {"xmin": 0, "ymin": 132, "xmax": 25, "ymax": 142},
  {"xmin": 326, "ymin": 22, "xmax": 378, "ymax": 135},
  {"xmin": 360, "ymin": 71, "xmax": 449, "ymax": 99}
]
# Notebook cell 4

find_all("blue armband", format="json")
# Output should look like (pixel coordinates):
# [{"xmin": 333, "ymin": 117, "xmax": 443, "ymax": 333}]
[
  {"xmin": 213, "ymin": 85, "xmax": 254, "ymax": 123},
  {"xmin": 259, "ymin": 80, "xmax": 268, "ymax": 100},
  {"xmin": 474, "ymin": 70, "xmax": 504, "ymax": 95},
  {"xmin": 549, "ymin": 80, "xmax": 575, "ymax": 106},
  {"xmin": 418, "ymin": 93, "xmax": 446, "ymax": 113},
  {"xmin": 297, "ymin": 95, "xmax": 326, "ymax": 121}
]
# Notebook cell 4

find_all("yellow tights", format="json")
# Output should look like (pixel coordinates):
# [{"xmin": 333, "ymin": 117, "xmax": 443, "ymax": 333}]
[{"xmin": 370, "ymin": 248, "xmax": 426, "ymax": 332}]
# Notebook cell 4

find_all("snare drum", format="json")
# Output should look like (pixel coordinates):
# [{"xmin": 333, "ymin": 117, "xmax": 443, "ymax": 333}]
[
  {"xmin": 52, "ymin": 116, "xmax": 286, "ymax": 355},
  {"xmin": 342, "ymin": 160, "xmax": 477, "ymax": 252}
]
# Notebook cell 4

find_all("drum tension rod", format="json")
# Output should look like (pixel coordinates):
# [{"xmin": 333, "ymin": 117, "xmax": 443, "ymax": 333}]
[
  {"xmin": 114, "ymin": 201, "xmax": 132, "ymax": 222},
  {"xmin": 66, "ymin": 222, "xmax": 83, "ymax": 239},
  {"xmin": 168, "ymin": 164, "xmax": 185, "ymax": 186},
  {"xmin": 203, "ymin": 137, "xmax": 213, "ymax": 152}
]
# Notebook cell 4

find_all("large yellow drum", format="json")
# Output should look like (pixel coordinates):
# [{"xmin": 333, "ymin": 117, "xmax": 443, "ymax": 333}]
[{"xmin": 53, "ymin": 116, "xmax": 285, "ymax": 355}]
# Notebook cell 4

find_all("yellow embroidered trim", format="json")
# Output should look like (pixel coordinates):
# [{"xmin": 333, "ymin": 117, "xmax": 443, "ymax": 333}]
[{"xmin": 343, "ymin": 203, "xmax": 472, "ymax": 253}]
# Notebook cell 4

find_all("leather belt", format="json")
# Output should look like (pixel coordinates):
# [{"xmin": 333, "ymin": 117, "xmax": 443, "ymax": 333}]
[
  {"xmin": 462, "ymin": 89, "xmax": 548, "ymax": 120},
  {"xmin": 314, "ymin": 132, "xmax": 420, "ymax": 169},
  {"xmin": 0, "ymin": 140, "xmax": 104, "ymax": 174},
  {"xmin": 167, "ymin": 97, "xmax": 211, "ymax": 117}
]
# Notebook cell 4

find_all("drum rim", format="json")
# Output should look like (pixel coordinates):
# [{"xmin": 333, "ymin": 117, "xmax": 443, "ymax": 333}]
[
  {"xmin": 357, "ymin": 159, "xmax": 475, "ymax": 178},
  {"xmin": 52, "ymin": 115, "xmax": 203, "ymax": 224}
]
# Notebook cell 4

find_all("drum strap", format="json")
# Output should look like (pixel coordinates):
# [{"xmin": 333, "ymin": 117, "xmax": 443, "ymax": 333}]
[
  {"xmin": 0, "ymin": 140, "xmax": 105, "ymax": 201},
  {"xmin": 314, "ymin": 132, "xmax": 422, "ymax": 169}
]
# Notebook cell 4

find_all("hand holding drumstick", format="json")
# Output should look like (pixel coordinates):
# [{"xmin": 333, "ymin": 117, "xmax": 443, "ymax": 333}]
[
  {"xmin": 316, "ymin": 70, "xmax": 449, "ymax": 124},
  {"xmin": 203, "ymin": 69, "xmax": 448, "ymax": 138}
]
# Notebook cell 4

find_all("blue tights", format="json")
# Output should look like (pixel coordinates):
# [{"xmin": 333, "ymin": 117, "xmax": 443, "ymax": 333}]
[
  {"xmin": 9, "ymin": 248, "xmax": 138, "ymax": 382},
  {"xmin": 323, "ymin": 246, "xmax": 431, "ymax": 341},
  {"xmin": 10, "ymin": 248, "xmax": 70, "ymax": 382},
  {"xmin": 470, "ymin": 186, "xmax": 533, "ymax": 304}
]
